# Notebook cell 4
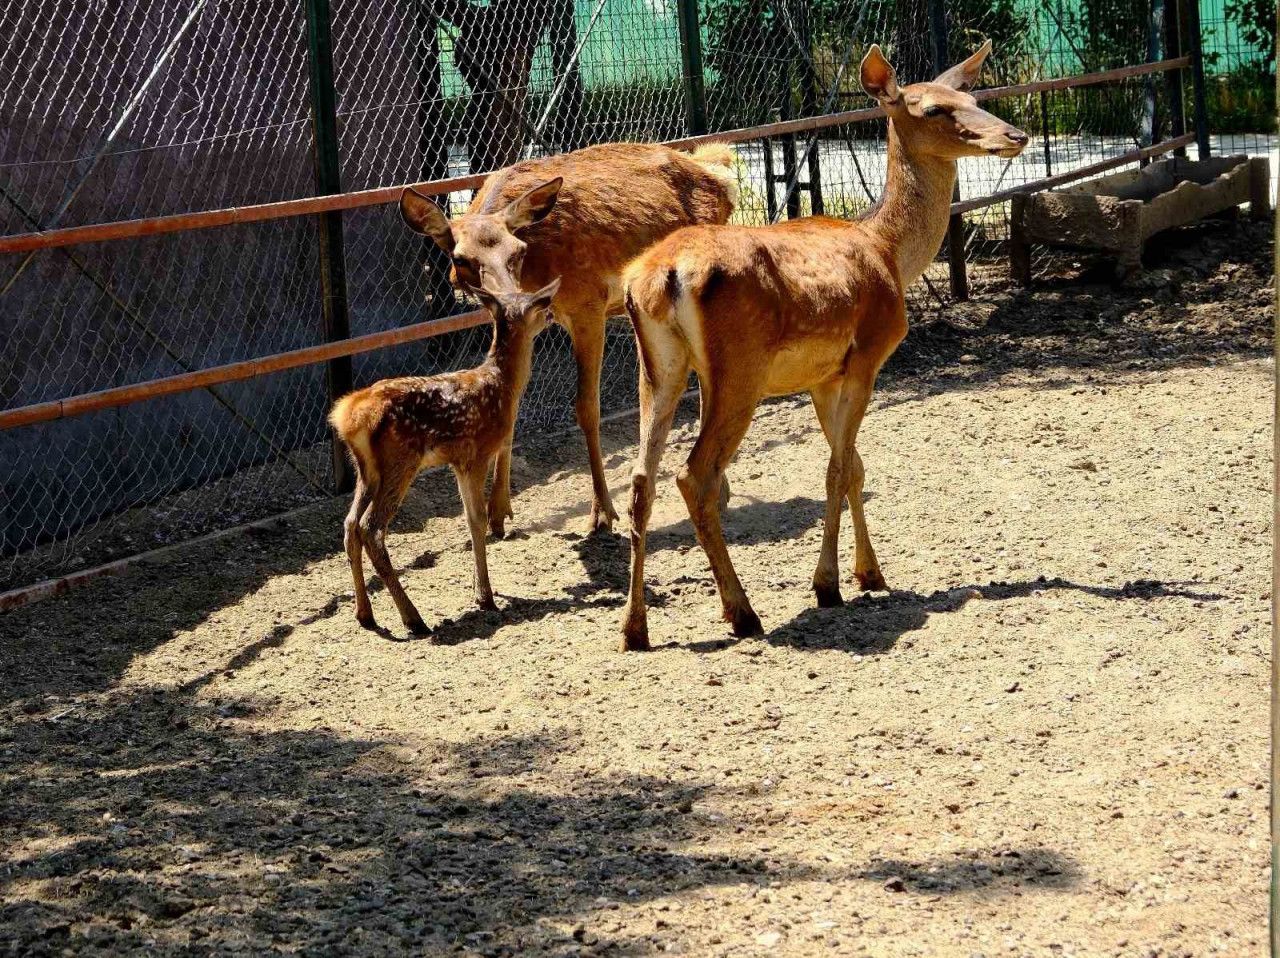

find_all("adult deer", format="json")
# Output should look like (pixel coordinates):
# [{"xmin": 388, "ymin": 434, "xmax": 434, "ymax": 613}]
[
  {"xmin": 399, "ymin": 142, "xmax": 737, "ymax": 537},
  {"xmin": 330, "ymin": 279, "xmax": 560, "ymax": 636},
  {"xmin": 619, "ymin": 42, "xmax": 1028, "ymax": 650}
]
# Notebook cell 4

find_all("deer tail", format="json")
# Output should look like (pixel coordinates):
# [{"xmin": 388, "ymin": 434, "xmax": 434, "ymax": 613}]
[{"xmin": 329, "ymin": 392, "xmax": 380, "ymax": 486}]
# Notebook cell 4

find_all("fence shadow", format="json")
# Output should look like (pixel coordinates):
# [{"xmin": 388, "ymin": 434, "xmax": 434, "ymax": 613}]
[{"xmin": 0, "ymin": 677, "xmax": 1085, "ymax": 954}]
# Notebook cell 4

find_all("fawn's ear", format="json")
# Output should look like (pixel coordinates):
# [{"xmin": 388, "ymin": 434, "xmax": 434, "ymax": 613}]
[
  {"xmin": 502, "ymin": 177, "xmax": 562, "ymax": 232},
  {"xmin": 462, "ymin": 281, "xmax": 498, "ymax": 312},
  {"xmin": 860, "ymin": 45, "xmax": 900, "ymax": 103},
  {"xmin": 934, "ymin": 39, "xmax": 992, "ymax": 92},
  {"xmin": 528, "ymin": 277, "xmax": 562, "ymax": 314},
  {"xmin": 400, "ymin": 187, "xmax": 454, "ymax": 253}
]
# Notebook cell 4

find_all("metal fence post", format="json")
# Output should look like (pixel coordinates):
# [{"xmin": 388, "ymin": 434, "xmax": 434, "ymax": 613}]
[
  {"xmin": 1165, "ymin": 0, "xmax": 1187, "ymax": 156},
  {"xmin": 304, "ymin": 0, "xmax": 355, "ymax": 494},
  {"xmin": 1141, "ymin": 0, "xmax": 1166, "ymax": 161},
  {"xmin": 1183, "ymin": 0, "xmax": 1211, "ymax": 158},
  {"xmin": 927, "ymin": 0, "xmax": 968, "ymax": 301},
  {"xmin": 675, "ymin": 0, "xmax": 708, "ymax": 135}
]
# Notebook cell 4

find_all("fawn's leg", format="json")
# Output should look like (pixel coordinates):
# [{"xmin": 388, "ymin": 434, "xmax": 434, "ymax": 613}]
[
  {"xmin": 344, "ymin": 476, "xmax": 375, "ymax": 627},
  {"xmin": 488, "ymin": 440, "xmax": 514, "ymax": 539},
  {"xmin": 359, "ymin": 461, "xmax": 429, "ymax": 636},
  {"xmin": 621, "ymin": 348, "xmax": 689, "ymax": 651},
  {"xmin": 567, "ymin": 311, "xmax": 619, "ymax": 533},
  {"xmin": 455, "ymin": 463, "xmax": 498, "ymax": 611},
  {"xmin": 677, "ymin": 382, "xmax": 762, "ymax": 638}
]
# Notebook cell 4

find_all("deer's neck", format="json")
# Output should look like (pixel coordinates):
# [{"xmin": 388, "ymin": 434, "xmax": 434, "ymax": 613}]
[
  {"xmin": 863, "ymin": 123, "xmax": 958, "ymax": 288},
  {"xmin": 486, "ymin": 330, "xmax": 538, "ymax": 422}
]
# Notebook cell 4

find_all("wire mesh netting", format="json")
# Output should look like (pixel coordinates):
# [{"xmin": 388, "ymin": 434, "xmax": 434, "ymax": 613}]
[{"xmin": 1, "ymin": 0, "xmax": 1272, "ymax": 593}]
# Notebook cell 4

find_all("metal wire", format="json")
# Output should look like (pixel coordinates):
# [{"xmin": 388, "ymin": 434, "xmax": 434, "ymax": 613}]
[{"xmin": 0, "ymin": 0, "xmax": 1272, "ymax": 593}]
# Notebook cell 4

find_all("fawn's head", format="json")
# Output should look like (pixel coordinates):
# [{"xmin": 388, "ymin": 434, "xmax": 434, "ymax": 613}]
[
  {"xmin": 860, "ymin": 41, "xmax": 1028, "ymax": 160},
  {"xmin": 399, "ymin": 179, "xmax": 562, "ymax": 293},
  {"xmin": 466, "ymin": 276, "xmax": 562, "ymax": 344}
]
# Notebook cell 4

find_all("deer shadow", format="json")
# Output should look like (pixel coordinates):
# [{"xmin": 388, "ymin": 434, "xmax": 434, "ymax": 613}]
[{"xmin": 682, "ymin": 575, "xmax": 1223, "ymax": 656}]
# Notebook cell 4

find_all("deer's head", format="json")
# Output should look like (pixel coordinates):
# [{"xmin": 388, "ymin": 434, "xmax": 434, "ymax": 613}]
[
  {"xmin": 465, "ymin": 276, "xmax": 562, "ymax": 343},
  {"xmin": 860, "ymin": 41, "xmax": 1028, "ymax": 160},
  {"xmin": 399, "ymin": 179, "xmax": 562, "ymax": 294}
]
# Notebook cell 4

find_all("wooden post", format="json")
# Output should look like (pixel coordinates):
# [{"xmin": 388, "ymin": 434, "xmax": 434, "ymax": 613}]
[
  {"xmin": 1009, "ymin": 194, "xmax": 1031, "ymax": 286},
  {"xmin": 675, "ymin": 0, "xmax": 708, "ymax": 136},
  {"xmin": 304, "ymin": 0, "xmax": 355, "ymax": 494},
  {"xmin": 928, "ymin": 0, "xmax": 968, "ymax": 300}
]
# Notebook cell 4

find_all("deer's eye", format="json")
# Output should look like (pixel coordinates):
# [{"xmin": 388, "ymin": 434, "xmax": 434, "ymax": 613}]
[{"xmin": 923, "ymin": 105, "xmax": 946, "ymax": 118}]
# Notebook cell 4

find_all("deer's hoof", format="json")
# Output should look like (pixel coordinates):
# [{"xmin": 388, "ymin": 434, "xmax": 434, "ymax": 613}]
[
  {"xmin": 729, "ymin": 607, "xmax": 764, "ymax": 638},
  {"xmin": 621, "ymin": 618, "xmax": 650, "ymax": 652},
  {"xmin": 589, "ymin": 509, "xmax": 618, "ymax": 536},
  {"xmin": 355, "ymin": 610, "xmax": 377, "ymax": 630},
  {"xmin": 488, "ymin": 518, "xmax": 507, "ymax": 540},
  {"xmin": 814, "ymin": 583, "xmax": 844, "ymax": 608},
  {"xmin": 405, "ymin": 617, "xmax": 431, "ymax": 638},
  {"xmin": 856, "ymin": 569, "xmax": 888, "ymax": 592},
  {"xmin": 477, "ymin": 595, "xmax": 498, "ymax": 613}
]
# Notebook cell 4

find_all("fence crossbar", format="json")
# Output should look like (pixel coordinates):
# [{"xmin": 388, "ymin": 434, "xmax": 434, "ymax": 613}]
[
  {"xmin": 0, "ymin": 58, "xmax": 1190, "ymax": 256},
  {"xmin": 950, "ymin": 132, "xmax": 1196, "ymax": 215},
  {"xmin": 0, "ymin": 132, "xmax": 1201, "ymax": 434},
  {"xmin": 0, "ymin": 309, "xmax": 488, "ymax": 430}
]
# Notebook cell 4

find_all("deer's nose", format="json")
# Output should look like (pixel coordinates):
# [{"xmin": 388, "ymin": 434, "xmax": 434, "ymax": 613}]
[{"xmin": 1005, "ymin": 130, "xmax": 1029, "ymax": 145}]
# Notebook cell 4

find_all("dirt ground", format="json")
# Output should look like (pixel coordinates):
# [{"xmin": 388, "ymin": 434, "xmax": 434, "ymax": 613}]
[{"xmin": 1, "ymin": 218, "xmax": 1273, "ymax": 956}]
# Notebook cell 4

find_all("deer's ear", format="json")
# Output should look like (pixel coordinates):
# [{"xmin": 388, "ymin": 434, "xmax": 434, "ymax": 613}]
[
  {"xmin": 859, "ymin": 45, "xmax": 900, "ymax": 103},
  {"xmin": 400, "ymin": 188, "xmax": 454, "ymax": 253},
  {"xmin": 935, "ymin": 39, "xmax": 992, "ymax": 91},
  {"xmin": 463, "ymin": 280, "xmax": 497, "ymax": 312},
  {"xmin": 529, "ymin": 277, "xmax": 562, "ymax": 314},
  {"xmin": 503, "ymin": 177, "xmax": 562, "ymax": 232}
]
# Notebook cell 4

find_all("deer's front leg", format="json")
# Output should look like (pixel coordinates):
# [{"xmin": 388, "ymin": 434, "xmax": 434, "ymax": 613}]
[
  {"xmin": 488, "ymin": 440, "xmax": 514, "ymax": 539},
  {"xmin": 567, "ymin": 313, "xmax": 619, "ymax": 534},
  {"xmin": 810, "ymin": 382, "xmax": 853, "ymax": 608},
  {"xmin": 456, "ymin": 464, "xmax": 498, "ymax": 611}
]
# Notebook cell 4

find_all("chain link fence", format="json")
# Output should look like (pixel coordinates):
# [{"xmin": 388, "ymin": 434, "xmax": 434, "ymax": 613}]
[{"xmin": 0, "ymin": 0, "xmax": 1264, "ymax": 595}]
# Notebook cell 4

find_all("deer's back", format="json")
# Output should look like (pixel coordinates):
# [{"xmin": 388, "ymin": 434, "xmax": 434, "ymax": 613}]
[{"xmin": 472, "ymin": 143, "xmax": 735, "ymax": 292}]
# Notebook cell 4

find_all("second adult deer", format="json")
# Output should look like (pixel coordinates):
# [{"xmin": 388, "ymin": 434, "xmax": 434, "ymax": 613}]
[
  {"xmin": 399, "ymin": 142, "xmax": 737, "ymax": 537},
  {"xmin": 330, "ymin": 279, "xmax": 560, "ymax": 636},
  {"xmin": 619, "ymin": 42, "xmax": 1028, "ymax": 650}
]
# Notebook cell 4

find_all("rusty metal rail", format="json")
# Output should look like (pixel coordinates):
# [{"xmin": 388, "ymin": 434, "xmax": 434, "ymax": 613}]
[
  {"xmin": 0, "ymin": 58, "xmax": 1196, "ymax": 435},
  {"xmin": 0, "ymin": 58, "xmax": 1189, "ymax": 256}
]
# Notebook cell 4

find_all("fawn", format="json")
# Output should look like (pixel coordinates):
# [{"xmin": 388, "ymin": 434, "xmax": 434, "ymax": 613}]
[
  {"xmin": 619, "ymin": 42, "xmax": 1028, "ymax": 649},
  {"xmin": 399, "ymin": 141, "xmax": 737, "ymax": 536},
  {"xmin": 329, "ymin": 278, "xmax": 560, "ymax": 636}
]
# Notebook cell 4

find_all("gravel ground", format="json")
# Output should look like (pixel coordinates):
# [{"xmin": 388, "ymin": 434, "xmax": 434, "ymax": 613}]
[{"xmin": 0, "ymin": 218, "xmax": 1272, "ymax": 956}]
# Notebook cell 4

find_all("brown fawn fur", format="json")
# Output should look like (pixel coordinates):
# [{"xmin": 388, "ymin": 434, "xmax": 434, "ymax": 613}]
[
  {"xmin": 330, "ymin": 279, "xmax": 560, "ymax": 636},
  {"xmin": 619, "ymin": 42, "xmax": 1029, "ymax": 650},
  {"xmin": 399, "ymin": 141, "xmax": 737, "ymax": 537}
]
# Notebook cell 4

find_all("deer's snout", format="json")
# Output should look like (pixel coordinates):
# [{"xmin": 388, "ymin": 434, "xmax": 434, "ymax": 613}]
[{"xmin": 986, "ymin": 124, "xmax": 1028, "ymax": 158}]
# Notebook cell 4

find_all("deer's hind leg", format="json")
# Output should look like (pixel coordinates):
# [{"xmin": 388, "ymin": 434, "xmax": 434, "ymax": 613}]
[
  {"xmin": 677, "ymin": 378, "xmax": 764, "ymax": 638},
  {"xmin": 343, "ymin": 475, "xmax": 375, "ymax": 628},
  {"xmin": 359, "ymin": 458, "xmax": 429, "ymax": 636},
  {"xmin": 621, "ymin": 335, "xmax": 688, "ymax": 652}
]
